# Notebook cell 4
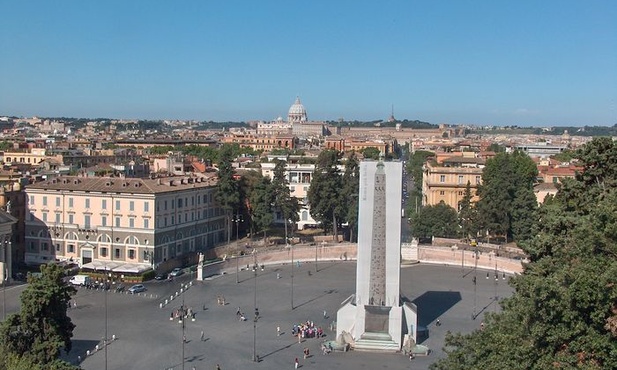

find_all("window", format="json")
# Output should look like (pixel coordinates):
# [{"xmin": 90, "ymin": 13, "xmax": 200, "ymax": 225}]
[
  {"xmin": 55, "ymin": 213, "xmax": 60, "ymax": 224},
  {"xmin": 144, "ymin": 202, "xmax": 149, "ymax": 212},
  {"xmin": 439, "ymin": 191, "xmax": 445, "ymax": 195},
  {"xmin": 68, "ymin": 244, "xmax": 75, "ymax": 253},
  {"xmin": 68, "ymin": 214, "xmax": 74, "ymax": 224},
  {"xmin": 55, "ymin": 244, "xmax": 60, "ymax": 252},
  {"xmin": 458, "ymin": 175, "xmax": 464, "ymax": 184},
  {"xmin": 128, "ymin": 249, "xmax": 135, "ymax": 259},
  {"xmin": 440, "ymin": 175, "xmax": 446, "ymax": 183},
  {"xmin": 84, "ymin": 215, "xmax": 91, "ymax": 228},
  {"xmin": 164, "ymin": 200, "xmax": 168, "ymax": 210},
  {"xmin": 101, "ymin": 216, "xmax": 107, "ymax": 227},
  {"xmin": 129, "ymin": 218, "xmax": 135, "ymax": 228},
  {"xmin": 68, "ymin": 198, "xmax": 74, "ymax": 207},
  {"xmin": 144, "ymin": 219, "xmax": 149, "ymax": 229},
  {"xmin": 129, "ymin": 201, "xmax": 134, "ymax": 211},
  {"xmin": 85, "ymin": 199, "xmax": 90, "ymax": 208},
  {"xmin": 115, "ymin": 200, "xmax": 121, "ymax": 211},
  {"xmin": 41, "ymin": 242, "xmax": 48, "ymax": 251},
  {"xmin": 100, "ymin": 247, "xmax": 107, "ymax": 257},
  {"xmin": 115, "ymin": 217, "xmax": 121, "ymax": 227},
  {"xmin": 178, "ymin": 198, "xmax": 183, "ymax": 208},
  {"xmin": 171, "ymin": 215, "xmax": 175, "ymax": 225},
  {"xmin": 42, "ymin": 212, "xmax": 47, "ymax": 222},
  {"xmin": 56, "ymin": 197, "xmax": 60, "ymax": 207},
  {"xmin": 102, "ymin": 199, "xmax": 107, "ymax": 209},
  {"xmin": 475, "ymin": 176, "xmax": 481, "ymax": 184},
  {"xmin": 114, "ymin": 248, "xmax": 121, "ymax": 259},
  {"xmin": 43, "ymin": 196, "xmax": 48, "ymax": 206},
  {"xmin": 29, "ymin": 195, "xmax": 34, "ymax": 205}
]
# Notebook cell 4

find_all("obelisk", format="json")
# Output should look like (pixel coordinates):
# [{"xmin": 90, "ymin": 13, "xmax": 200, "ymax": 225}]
[{"xmin": 368, "ymin": 161, "xmax": 387, "ymax": 306}]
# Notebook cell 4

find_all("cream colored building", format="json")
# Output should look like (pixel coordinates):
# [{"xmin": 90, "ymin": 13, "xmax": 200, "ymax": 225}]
[
  {"xmin": 261, "ymin": 161, "xmax": 319, "ymax": 229},
  {"xmin": 2, "ymin": 148, "xmax": 64, "ymax": 166},
  {"xmin": 24, "ymin": 175, "xmax": 226, "ymax": 273},
  {"xmin": 422, "ymin": 157, "xmax": 484, "ymax": 209}
]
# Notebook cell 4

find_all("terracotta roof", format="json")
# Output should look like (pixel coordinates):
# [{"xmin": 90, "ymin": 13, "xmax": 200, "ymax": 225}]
[{"xmin": 27, "ymin": 175, "xmax": 217, "ymax": 194}]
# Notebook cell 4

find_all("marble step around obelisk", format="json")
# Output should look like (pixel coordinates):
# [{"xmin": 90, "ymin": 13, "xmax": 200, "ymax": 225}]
[{"xmin": 354, "ymin": 332, "xmax": 400, "ymax": 352}]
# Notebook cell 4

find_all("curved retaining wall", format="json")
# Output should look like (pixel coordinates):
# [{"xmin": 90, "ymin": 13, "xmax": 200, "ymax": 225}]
[{"xmin": 198, "ymin": 243, "xmax": 524, "ymax": 279}]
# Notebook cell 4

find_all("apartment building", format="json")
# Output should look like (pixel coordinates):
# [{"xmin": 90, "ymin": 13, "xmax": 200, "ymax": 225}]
[
  {"xmin": 261, "ymin": 161, "xmax": 319, "ymax": 229},
  {"xmin": 422, "ymin": 156, "xmax": 484, "ymax": 209},
  {"xmin": 24, "ymin": 175, "xmax": 226, "ymax": 273}
]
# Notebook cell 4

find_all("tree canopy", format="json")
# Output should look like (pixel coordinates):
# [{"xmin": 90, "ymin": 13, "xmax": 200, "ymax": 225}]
[
  {"xmin": 410, "ymin": 202, "xmax": 459, "ymax": 239},
  {"xmin": 431, "ymin": 137, "xmax": 617, "ymax": 370},
  {"xmin": 215, "ymin": 144, "xmax": 241, "ymax": 243},
  {"xmin": 307, "ymin": 150, "xmax": 345, "ymax": 238},
  {"xmin": 0, "ymin": 264, "xmax": 78, "ymax": 369}
]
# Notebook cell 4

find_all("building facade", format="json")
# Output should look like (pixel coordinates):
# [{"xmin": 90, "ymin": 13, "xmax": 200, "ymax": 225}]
[
  {"xmin": 422, "ymin": 157, "xmax": 484, "ymax": 209},
  {"xmin": 24, "ymin": 175, "xmax": 226, "ymax": 273}
]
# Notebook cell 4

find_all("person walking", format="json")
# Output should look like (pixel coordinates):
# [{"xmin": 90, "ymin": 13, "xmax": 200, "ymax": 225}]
[
  {"xmin": 294, "ymin": 357, "xmax": 299, "ymax": 369},
  {"xmin": 216, "ymin": 365, "xmax": 221, "ymax": 370},
  {"xmin": 277, "ymin": 326, "xmax": 281, "ymax": 336},
  {"xmin": 200, "ymin": 330, "xmax": 205, "ymax": 341},
  {"xmin": 323, "ymin": 310, "xmax": 327, "ymax": 319}
]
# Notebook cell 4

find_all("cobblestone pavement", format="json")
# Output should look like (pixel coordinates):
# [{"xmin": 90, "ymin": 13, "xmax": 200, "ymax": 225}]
[{"xmin": 53, "ymin": 262, "xmax": 513, "ymax": 370}]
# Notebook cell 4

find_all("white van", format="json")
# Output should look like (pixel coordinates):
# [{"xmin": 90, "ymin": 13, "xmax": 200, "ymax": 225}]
[{"xmin": 69, "ymin": 275, "xmax": 91, "ymax": 286}]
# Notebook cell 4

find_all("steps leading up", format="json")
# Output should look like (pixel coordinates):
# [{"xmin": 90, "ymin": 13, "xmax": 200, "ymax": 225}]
[{"xmin": 354, "ymin": 332, "xmax": 400, "ymax": 352}]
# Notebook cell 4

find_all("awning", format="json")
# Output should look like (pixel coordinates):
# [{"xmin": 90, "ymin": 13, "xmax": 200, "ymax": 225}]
[{"xmin": 81, "ymin": 261, "xmax": 151, "ymax": 274}]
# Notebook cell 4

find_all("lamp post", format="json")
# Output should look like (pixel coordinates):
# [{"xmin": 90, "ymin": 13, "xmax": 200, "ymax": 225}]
[
  {"xmin": 104, "ymin": 265, "xmax": 108, "ymax": 370},
  {"xmin": 233, "ymin": 214, "xmax": 243, "ymax": 284},
  {"xmin": 290, "ymin": 239, "xmax": 294, "ymax": 310},
  {"xmin": 494, "ymin": 261, "xmax": 498, "ymax": 313},
  {"xmin": 472, "ymin": 249, "xmax": 478, "ymax": 320},
  {"xmin": 180, "ymin": 297, "xmax": 186, "ymax": 370},
  {"xmin": 252, "ymin": 253, "xmax": 259, "ymax": 362}
]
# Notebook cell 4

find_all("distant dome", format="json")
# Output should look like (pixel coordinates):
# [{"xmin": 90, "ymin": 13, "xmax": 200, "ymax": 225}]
[{"xmin": 288, "ymin": 97, "xmax": 307, "ymax": 123}]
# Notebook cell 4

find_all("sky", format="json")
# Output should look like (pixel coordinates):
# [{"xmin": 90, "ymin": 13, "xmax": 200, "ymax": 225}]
[{"xmin": 1, "ymin": 1, "xmax": 616, "ymax": 126}]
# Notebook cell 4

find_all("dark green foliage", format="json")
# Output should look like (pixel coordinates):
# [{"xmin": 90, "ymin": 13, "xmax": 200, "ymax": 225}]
[
  {"xmin": 411, "ymin": 202, "xmax": 459, "ymax": 238},
  {"xmin": 487, "ymin": 143, "xmax": 505, "ymax": 153},
  {"xmin": 307, "ymin": 150, "xmax": 344, "ymax": 237},
  {"xmin": 406, "ymin": 150, "xmax": 434, "ymax": 216},
  {"xmin": 475, "ymin": 151, "xmax": 537, "ymax": 242},
  {"xmin": 431, "ymin": 138, "xmax": 617, "ymax": 370},
  {"xmin": 271, "ymin": 159, "xmax": 300, "ymax": 225},
  {"xmin": 361, "ymin": 147, "xmax": 381, "ymax": 160},
  {"xmin": 215, "ymin": 144, "xmax": 241, "ymax": 243},
  {"xmin": 248, "ymin": 175, "xmax": 274, "ymax": 238},
  {"xmin": 342, "ymin": 153, "xmax": 360, "ymax": 241},
  {"xmin": 457, "ymin": 182, "xmax": 477, "ymax": 240},
  {"xmin": 0, "ymin": 264, "xmax": 78, "ymax": 369}
]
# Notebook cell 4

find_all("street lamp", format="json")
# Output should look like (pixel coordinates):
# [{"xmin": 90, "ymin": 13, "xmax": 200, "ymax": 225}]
[
  {"xmin": 252, "ymin": 253, "xmax": 259, "ymax": 362},
  {"xmin": 233, "ymin": 214, "xmax": 243, "ymax": 284},
  {"xmin": 180, "ymin": 297, "xmax": 186, "ymax": 370},
  {"xmin": 104, "ymin": 265, "xmax": 109, "ymax": 370},
  {"xmin": 472, "ymin": 249, "xmax": 478, "ymax": 320}
]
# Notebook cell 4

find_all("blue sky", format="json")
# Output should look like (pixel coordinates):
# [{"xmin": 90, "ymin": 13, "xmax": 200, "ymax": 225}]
[{"xmin": 1, "ymin": 1, "xmax": 616, "ymax": 126}]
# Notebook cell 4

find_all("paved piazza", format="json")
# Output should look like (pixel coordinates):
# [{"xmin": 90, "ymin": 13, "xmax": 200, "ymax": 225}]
[{"xmin": 2, "ymin": 262, "xmax": 513, "ymax": 370}]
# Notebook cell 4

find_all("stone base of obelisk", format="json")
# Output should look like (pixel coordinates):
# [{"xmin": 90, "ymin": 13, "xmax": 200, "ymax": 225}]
[{"xmin": 335, "ymin": 297, "xmax": 418, "ymax": 352}]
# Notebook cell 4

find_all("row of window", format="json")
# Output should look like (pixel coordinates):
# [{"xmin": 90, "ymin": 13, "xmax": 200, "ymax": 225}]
[
  {"xmin": 438, "ymin": 190, "xmax": 466, "ymax": 196},
  {"xmin": 438, "ymin": 175, "xmax": 482, "ymax": 184},
  {"xmin": 35, "ymin": 212, "xmax": 151, "ymax": 229},
  {"xmin": 31, "ymin": 196, "xmax": 152, "ymax": 213},
  {"xmin": 32, "ymin": 242, "xmax": 199, "ymax": 260}
]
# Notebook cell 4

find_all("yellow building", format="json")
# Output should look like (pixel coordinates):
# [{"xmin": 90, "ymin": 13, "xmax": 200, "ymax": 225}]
[{"xmin": 421, "ymin": 156, "xmax": 484, "ymax": 210}]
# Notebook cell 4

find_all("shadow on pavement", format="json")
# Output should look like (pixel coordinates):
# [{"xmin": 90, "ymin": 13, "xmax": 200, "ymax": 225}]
[
  {"xmin": 61, "ymin": 339, "xmax": 107, "ymax": 365},
  {"xmin": 293, "ymin": 289, "xmax": 338, "ymax": 310},
  {"xmin": 411, "ymin": 290, "xmax": 462, "ymax": 327}
]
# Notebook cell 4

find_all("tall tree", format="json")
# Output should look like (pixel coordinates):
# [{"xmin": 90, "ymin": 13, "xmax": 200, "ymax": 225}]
[
  {"xmin": 457, "ymin": 181, "xmax": 477, "ymax": 240},
  {"xmin": 475, "ymin": 151, "xmax": 537, "ymax": 242},
  {"xmin": 0, "ymin": 264, "xmax": 78, "ymax": 368},
  {"xmin": 431, "ymin": 138, "xmax": 617, "ymax": 370},
  {"xmin": 271, "ymin": 159, "xmax": 300, "ymax": 241},
  {"xmin": 248, "ymin": 175, "xmax": 274, "ymax": 240},
  {"xmin": 307, "ymin": 149, "xmax": 344, "ymax": 239},
  {"xmin": 342, "ymin": 153, "xmax": 360, "ymax": 242},
  {"xmin": 406, "ymin": 150, "xmax": 434, "ymax": 217},
  {"xmin": 215, "ymin": 144, "xmax": 241, "ymax": 243}
]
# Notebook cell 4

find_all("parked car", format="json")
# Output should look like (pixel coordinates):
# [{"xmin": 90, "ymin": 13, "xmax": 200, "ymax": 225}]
[
  {"xmin": 128, "ymin": 284, "xmax": 146, "ymax": 294},
  {"xmin": 154, "ymin": 273, "xmax": 166, "ymax": 281},
  {"xmin": 169, "ymin": 268, "xmax": 184, "ymax": 277}
]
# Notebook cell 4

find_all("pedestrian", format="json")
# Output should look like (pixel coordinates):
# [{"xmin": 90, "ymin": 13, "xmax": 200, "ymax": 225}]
[
  {"xmin": 409, "ymin": 353, "xmax": 415, "ymax": 361},
  {"xmin": 216, "ymin": 365, "xmax": 221, "ymax": 370},
  {"xmin": 183, "ymin": 335, "xmax": 187, "ymax": 343},
  {"xmin": 277, "ymin": 326, "xmax": 281, "ymax": 336},
  {"xmin": 436, "ymin": 319, "xmax": 441, "ymax": 326},
  {"xmin": 73, "ymin": 300, "xmax": 77, "ymax": 308},
  {"xmin": 295, "ymin": 357, "xmax": 299, "ymax": 369},
  {"xmin": 236, "ymin": 307, "xmax": 241, "ymax": 316},
  {"xmin": 200, "ymin": 331, "xmax": 205, "ymax": 341},
  {"xmin": 298, "ymin": 332, "xmax": 302, "ymax": 343},
  {"xmin": 277, "ymin": 273, "xmax": 281, "ymax": 279},
  {"xmin": 480, "ymin": 322, "xmax": 485, "ymax": 330},
  {"xmin": 323, "ymin": 310, "xmax": 327, "ymax": 319}
]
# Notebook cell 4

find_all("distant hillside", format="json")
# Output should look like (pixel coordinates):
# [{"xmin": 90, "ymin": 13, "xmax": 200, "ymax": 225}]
[{"xmin": 328, "ymin": 119, "xmax": 437, "ymax": 129}]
